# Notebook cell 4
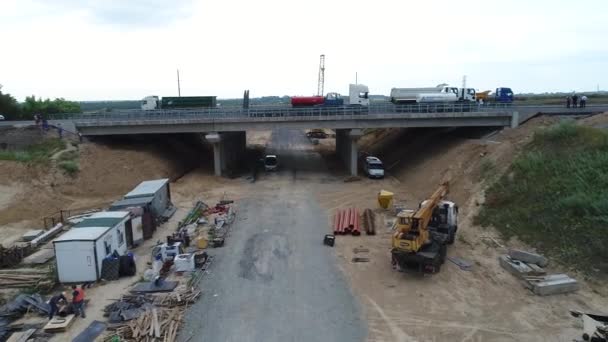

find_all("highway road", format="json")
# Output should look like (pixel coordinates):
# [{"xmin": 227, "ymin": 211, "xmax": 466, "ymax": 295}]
[{"xmin": 178, "ymin": 128, "xmax": 366, "ymax": 342}]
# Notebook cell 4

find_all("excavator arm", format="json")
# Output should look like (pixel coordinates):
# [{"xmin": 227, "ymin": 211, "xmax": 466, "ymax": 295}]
[{"xmin": 393, "ymin": 182, "xmax": 449, "ymax": 253}]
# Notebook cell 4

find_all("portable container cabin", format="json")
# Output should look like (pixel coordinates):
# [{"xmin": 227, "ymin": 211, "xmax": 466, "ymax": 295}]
[
  {"xmin": 73, "ymin": 211, "xmax": 133, "ymax": 246},
  {"xmin": 53, "ymin": 213, "xmax": 129, "ymax": 283},
  {"xmin": 123, "ymin": 179, "xmax": 171, "ymax": 218},
  {"xmin": 109, "ymin": 196, "xmax": 157, "ymax": 241}
]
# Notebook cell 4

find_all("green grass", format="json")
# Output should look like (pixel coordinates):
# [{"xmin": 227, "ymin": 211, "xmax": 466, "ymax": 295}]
[
  {"xmin": 57, "ymin": 149, "xmax": 79, "ymax": 162},
  {"xmin": 0, "ymin": 138, "xmax": 66, "ymax": 164},
  {"xmin": 479, "ymin": 158, "xmax": 496, "ymax": 181},
  {"xmin": 58, "ymin": 160, "xmax": 79, "ymax": 175},
  {"xmin": 476, "ymin": 121, "xmax": 608, "ymax": 274}
]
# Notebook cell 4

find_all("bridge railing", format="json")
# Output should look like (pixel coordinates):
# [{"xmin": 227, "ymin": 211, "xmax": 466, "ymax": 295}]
[{"xmin": 52, "ymin": 102, "xmax": 516, "ymax": 122}]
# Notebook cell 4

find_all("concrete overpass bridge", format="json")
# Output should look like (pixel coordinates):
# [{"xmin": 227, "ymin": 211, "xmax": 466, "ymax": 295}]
[
  {"xmin": 33, "ymin": 103, "xmax": 608, "ymax": 176},
  {"xmin": 63, "ymin": 103, "xmax": 517, "ymax": 177}
]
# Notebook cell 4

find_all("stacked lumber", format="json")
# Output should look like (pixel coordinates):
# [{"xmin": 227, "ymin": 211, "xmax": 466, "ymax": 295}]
[
  {"xmin": 0, "ymin": 245, "xmax": 32, "ymax": 268},
  {"xmin": 103, "ymin": 286, "xmax": 201, "ymax": 341},
  {"xmin": 105, "ymin": 307, "xmax": 183, "ymax": 342},
  {"xmin": 154, "ymin": 288, "xmax": 200, "ymax": 307},
  {"xmin": 0, "ymin": 269, "xmax": 53, "ymax": 289}
]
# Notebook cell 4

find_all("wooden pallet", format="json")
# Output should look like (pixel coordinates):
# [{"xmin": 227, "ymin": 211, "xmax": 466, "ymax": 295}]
[
  {"xmin": 6, "ymin": 329, "xmax": 35, "ymax": 342},
  {"xmin": 43, "ymin": 314, "xmax": 76, "ymax": 332}
]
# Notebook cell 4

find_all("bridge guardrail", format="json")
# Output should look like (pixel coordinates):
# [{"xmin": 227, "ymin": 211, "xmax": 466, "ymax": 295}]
[{"xmin": 52, "ymin": 102, "xmax": 515, "ymax": 122}]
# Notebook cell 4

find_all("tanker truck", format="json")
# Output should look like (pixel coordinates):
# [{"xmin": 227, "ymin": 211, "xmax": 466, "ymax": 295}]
[
  {"xmin": 291, "ymin": 84, "xmax": 369, "ymax": 107},
  {"xmin": 390, "ymin": 85, "xmax": 476, "ymax": 104}
]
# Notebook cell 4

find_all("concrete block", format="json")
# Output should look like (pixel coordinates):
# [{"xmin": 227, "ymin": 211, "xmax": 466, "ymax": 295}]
[
  {"xmin": 525, "ymin": 274, "xmax": 579, "ymax": 296},
  {"xmin": 499, "ymin": 255, "xmax": 533, "ymax": 278},
  {"xmin": 526, "ymin": 263, "xmax": 547, "ymax": 276},
  {"xmin": 508, "ymin": 249, "xmax": 548, "ymax": 267}
]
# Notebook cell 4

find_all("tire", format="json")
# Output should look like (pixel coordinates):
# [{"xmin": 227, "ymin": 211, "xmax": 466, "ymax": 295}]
[
  {"xmin": 447, "ymin": 230, "xmax": 456, "ymax": 245},
  {"xmin": 439, "ymin": 244, "xmax": 447, "ymax": 264}
]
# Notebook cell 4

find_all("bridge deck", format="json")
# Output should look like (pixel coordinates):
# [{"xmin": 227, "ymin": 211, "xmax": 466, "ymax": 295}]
[{"xmin": 40, "ymin": 103, "xmax": 608, "ymax": 135}]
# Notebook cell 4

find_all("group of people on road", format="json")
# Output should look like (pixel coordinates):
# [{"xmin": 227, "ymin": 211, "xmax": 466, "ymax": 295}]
[
  {"xmin": 48, "ymin": 284, "xmax": 87, "ymax": 320},
  {"xmin": 566, "ymin": 94, "xmax": 588, "ymax": 108}
]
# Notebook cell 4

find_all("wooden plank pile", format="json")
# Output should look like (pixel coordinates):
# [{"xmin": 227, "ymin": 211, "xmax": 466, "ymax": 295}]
[
  {"xmin": 105, "ymin": 307, "xmax": 183, "ymax": 342},
  {"xmin": 43, "ymin": 314, "xmax": 76, "ymax": 332},
  {"xmin": 0, "ymin": 269, "xmax": 53, "ymax": 289},
  {"xmin": 104, "ymin": 287, "xmax": 200, "ymax": 341},
  {"xmin": 6, "ymin": 328, "xmax": 35, "ymax": 342},
  {"xmin": 0, "ymin": 245, "xmax": 32, "ymax": 268}
]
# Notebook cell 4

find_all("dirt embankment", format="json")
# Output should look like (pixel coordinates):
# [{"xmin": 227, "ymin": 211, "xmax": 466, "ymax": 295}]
[
  {"xmin": 577, "ymin": 111, "xmax": 608, "ymax": 127},
  {"xmin": 0, "ymin": 133, "xmax": 213, "ymax": 237},
  {"xmin": 314, "ymin": 116, "xmax": 608, "ymax": 341}
]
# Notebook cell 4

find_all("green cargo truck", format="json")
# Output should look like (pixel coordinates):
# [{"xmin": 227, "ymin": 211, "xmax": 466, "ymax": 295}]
[{"xmin": 141, "ymin": 96, "xmax": 217, "ymax": 110}]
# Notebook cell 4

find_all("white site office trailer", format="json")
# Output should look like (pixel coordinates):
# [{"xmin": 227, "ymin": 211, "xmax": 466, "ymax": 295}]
[{"xmin": 53, "ymin": 211, "xmax": 130, "ymax": 283}]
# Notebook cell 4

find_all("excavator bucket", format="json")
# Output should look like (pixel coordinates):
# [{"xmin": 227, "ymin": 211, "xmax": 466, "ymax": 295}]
[{"xmin": 378, "ymin": 190, "xmax": 394, "ymax": 209}]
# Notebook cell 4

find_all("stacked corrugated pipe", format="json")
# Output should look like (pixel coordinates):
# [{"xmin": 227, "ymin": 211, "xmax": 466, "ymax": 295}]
[{"xmin": 333, "ymin": 208, "xmax": 361, "ymax": 236}]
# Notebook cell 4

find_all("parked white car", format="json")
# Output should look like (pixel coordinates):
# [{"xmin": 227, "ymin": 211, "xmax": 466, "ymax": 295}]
[
  {"xmin": 264, "ymin": 155, "xmax": 278, "ymax": 171},
  {"xmin": 363, "ymin": 156, "xmax": 384, "ymax": 179}
]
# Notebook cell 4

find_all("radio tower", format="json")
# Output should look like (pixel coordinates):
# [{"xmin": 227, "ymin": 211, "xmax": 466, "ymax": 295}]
[{"xmin": 317, "ymin": 54, "xmax": 325, "ymax": 96}]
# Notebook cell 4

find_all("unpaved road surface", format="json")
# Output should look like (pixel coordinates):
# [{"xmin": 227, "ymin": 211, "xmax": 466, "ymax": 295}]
[{"xmin": 180, "ymin": 128, "xmax": 366, "ymax": 342}]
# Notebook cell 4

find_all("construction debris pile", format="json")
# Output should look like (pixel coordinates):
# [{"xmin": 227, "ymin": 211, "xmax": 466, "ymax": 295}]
[
  {"xmin": 173, "ymin": 200, "xmax": 235, "ymax": 251},
  {"xmin": 0, "ymin": 293, "xmax": 50, "ymax": 340},
  {"xmin": 571, "ymin": 310, "xmax": 608, "ymax": 342},
  {"xmin": 499, "ymin": 249, "xmax": 579, "ymax": 296},
  {"xmin": 0, "ymin": 223, "xmax": 64, "ymax": 268},
  {"xmin": 104, "ymin": 280, "xmax": 202, "ymax": 341}
]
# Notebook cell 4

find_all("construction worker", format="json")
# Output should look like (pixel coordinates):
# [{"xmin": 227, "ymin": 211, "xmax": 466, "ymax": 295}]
[
  {"xmin": 581, "ymin": 95, "xmax": 588, "ymax": 108},
  {"xmin": 572, "ymin": 94, "xmax": 579, "ymax": 108},
  {"xmin": 48, "ymin": 292, "xmax": 67, "ymax": 320},
  {"xmin": 566, "ymin": 96, "xmax": 571, "ymax": 108},
  {"xmin": 71, "ymin": 285, "xmax": 86, "ymax": 318}
]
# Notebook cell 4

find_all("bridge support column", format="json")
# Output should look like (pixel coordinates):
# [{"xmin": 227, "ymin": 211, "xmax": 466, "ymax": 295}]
[
  {"xmin": 335, "ymin": 129, "xmax": 362, "ymax": 176},
  {"xmin": 206, "ymin": 133, "xmax": 222, "ymax": 176},
  {"xmin": 511, "ymin": 111, "xmax": 520, "ymax": 128},
  {"xmin": 206, "ymin": 131, "xmax": 246, "ymax": 177}
]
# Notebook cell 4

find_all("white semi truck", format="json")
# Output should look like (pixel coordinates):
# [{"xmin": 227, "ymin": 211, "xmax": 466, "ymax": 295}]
[{"xmin": 390, "ymin": 85, "xmax": 476, "ymax": 104}]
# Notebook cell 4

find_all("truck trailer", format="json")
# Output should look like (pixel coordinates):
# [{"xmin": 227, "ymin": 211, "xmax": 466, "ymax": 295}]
[
  {"xmin": 141, "ymin": 96, "xmax": 217, "ymax": 110},
  {"xmin": 290, "ymin": 84, "xmax": 370, "ymax": 107}
]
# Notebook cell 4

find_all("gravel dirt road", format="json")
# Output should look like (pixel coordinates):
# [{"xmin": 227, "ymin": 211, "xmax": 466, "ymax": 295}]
[{"xmin": 179, "ymin": 128, "xmax": 366, "ymax": 342}]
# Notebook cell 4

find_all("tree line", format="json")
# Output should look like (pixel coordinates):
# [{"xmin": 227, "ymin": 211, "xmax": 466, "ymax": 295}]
[{"xmin": 0, "ymin": 85, "xmax": 81, "ymax": 120}]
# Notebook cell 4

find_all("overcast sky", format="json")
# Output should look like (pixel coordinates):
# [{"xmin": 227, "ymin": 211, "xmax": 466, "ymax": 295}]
[{"xmin": 1, "ymin": 0, "xmax": 607, "ymax": 101}]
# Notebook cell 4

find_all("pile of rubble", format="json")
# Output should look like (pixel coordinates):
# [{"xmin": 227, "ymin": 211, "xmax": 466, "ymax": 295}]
[{"xmin": 499, "ymin": 249, "xmax": 579, "ymax": 296}]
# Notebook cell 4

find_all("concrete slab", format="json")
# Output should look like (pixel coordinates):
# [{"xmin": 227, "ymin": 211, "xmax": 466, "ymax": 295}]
[
  {"xmin": 21, "ymin": 248, "xmax": 55, "ymax": 265},
  {"xmin": 499, "ymin": 255, "xmax": 533, "ymax": 278},
  {"xmin": 526, "ymin": 262, "xmax": 547, "ymax": 276},
  {"xmin": 525, "ymin": 274, "xmax": 579, "ymax": 296},
  {"xmin": 508, "ymin": 249, "xmax": 548, "ymax": 267}
]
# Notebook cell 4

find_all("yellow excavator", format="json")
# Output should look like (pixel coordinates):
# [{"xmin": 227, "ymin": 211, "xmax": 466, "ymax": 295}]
[{"xmin": 391, "ymin": 182, "xmax": 458, "ymax": 274}]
